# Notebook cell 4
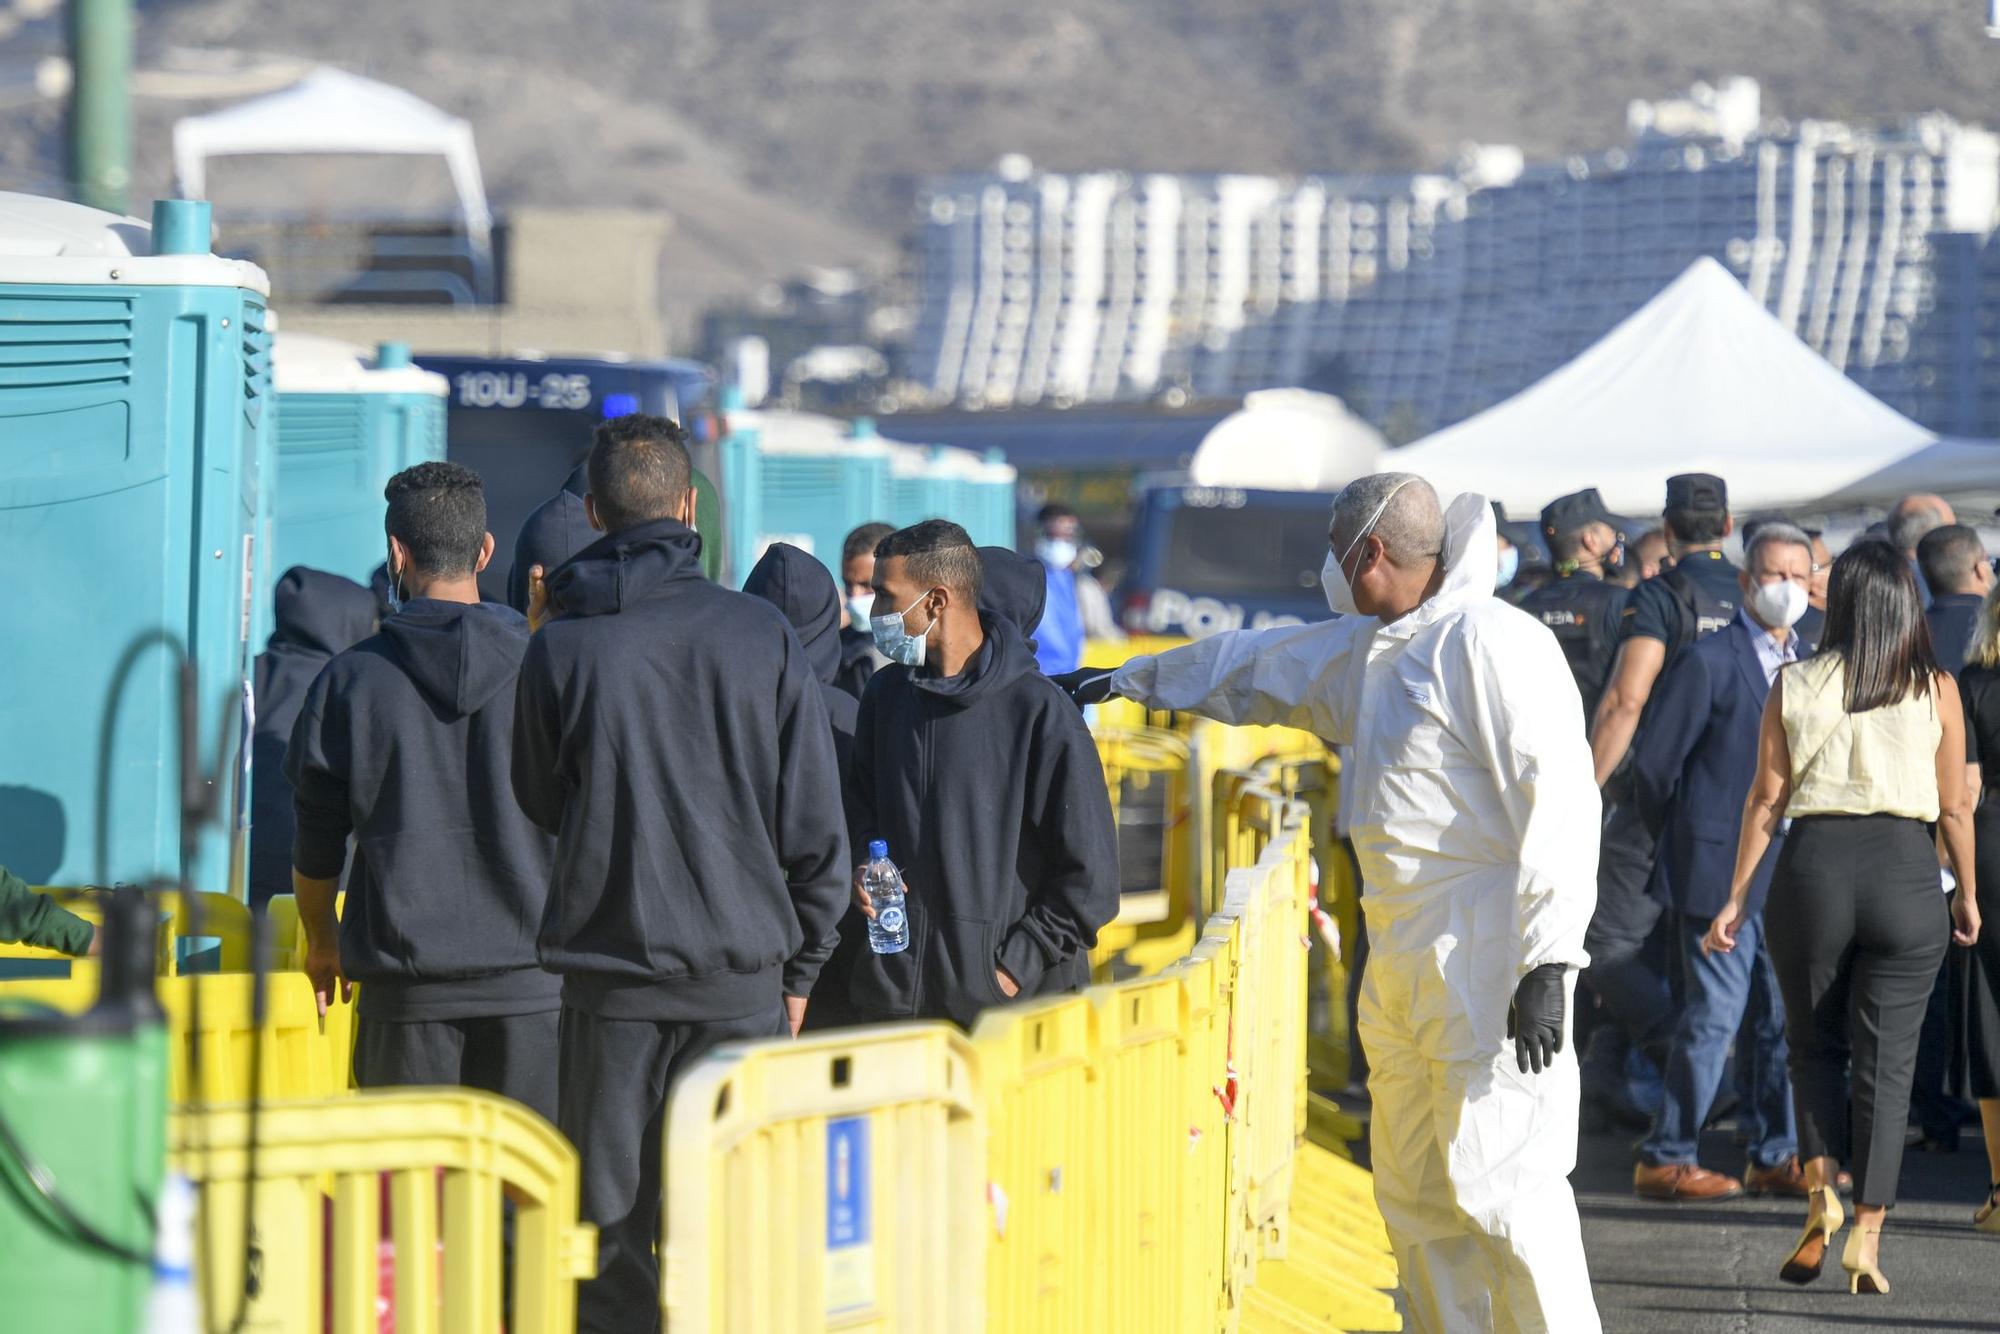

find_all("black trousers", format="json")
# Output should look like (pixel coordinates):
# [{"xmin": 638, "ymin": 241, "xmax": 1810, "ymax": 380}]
[
  {"xmin": 1960, "ymin": 806, "xmax": 2000, "ymax": 1098},
  {"xmin": 559, "ymin": 1003, "xmax": 789, "ymax": 1334},
  {"xmin": 1766, "ymin": 815, "xmax": 1950, "ymax": 1207},
  {"xmin": 1582, "ymin": 802, "xmax": 1674, "ymax": 1067},
  {"xmin": 353, "ymin": 1010, "xmax": 561, "ymax": 1126}
]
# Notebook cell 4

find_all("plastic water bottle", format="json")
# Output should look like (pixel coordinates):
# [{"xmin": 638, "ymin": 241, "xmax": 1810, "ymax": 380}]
[
  {"xmin": 144, "ymin": 1172, "xmax": 199, "ymax": 1333},
  {"xmin": 865, "ymin": 840, "xmax": 909, "ymax": 954}
]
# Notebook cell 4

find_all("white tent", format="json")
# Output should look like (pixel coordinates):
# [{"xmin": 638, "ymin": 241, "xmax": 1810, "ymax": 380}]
[
  {"xmin": 1395, "ymin": 257, "xmax": 1998, "ymax": 515},
  {"xmin": 172, "ymin": 68, "xmax": 493, "ymax": 291},
  {"xmin": 1188, "ymin": 388, "xmax": 1385, "ymax": 491}
]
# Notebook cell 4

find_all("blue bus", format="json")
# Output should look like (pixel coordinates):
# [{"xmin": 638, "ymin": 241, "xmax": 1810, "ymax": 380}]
[
  {"xmin": 1114, "ymin": 481, "xmax": 1337, "ymax": 639},
  {"xmin": 414, "ymin": 354, "xmax": 716, "ymax": 599}
]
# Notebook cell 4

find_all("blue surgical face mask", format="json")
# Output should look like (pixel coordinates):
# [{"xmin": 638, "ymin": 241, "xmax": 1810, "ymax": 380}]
[
  {"xmin": 385, "ymin": 553, "xmax": 405, "ymax": 615},
  {"xmin": 846, "ymin": 593, "xmax": 875, "ymax": 629},
  {"xmin": 871, "ymin": 589, "xmax": 941, "ymax": 667},
  {"xmin": 1496, "ymin": 544, "xmax": 1521, "ymax": 590}
]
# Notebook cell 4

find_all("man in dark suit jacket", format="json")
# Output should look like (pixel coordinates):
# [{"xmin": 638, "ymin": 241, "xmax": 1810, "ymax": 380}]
[{"xmin": 1628, "ymin": 523, "xmax": 1816, "ymax": 1203}]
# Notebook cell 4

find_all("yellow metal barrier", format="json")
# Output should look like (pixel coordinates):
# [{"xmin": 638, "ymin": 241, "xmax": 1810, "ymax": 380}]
[
  {"xmin": 1090, "ymin": 727, "xmax": 1196, "ymax": 976},
  {"xmin": 0, "ymin": 887, "xmax": 253, "ymax": 973},
  {"xmin": 660, "ymin": 772, "xmax": 1401, "ymax": 1333},
  {"xmin": 973, "ymin": 995, "xmax": 1103, "ymax": 1333},
  {"xmin": 662, "ymin": 1026, "xmax": 984, "ymax": 1333},
  {"xmin": 0, "ymin": 967, "xmax": 356, "ymax": 1102},
  {"xmin": 175, "ymin": 1089, "xmax": 596, "ymax": 1334}
]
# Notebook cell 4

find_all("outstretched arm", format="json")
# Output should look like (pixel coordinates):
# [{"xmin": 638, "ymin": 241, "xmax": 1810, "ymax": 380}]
[{"xmin": 1073, "ymin": 618, "xmax": 1369, "ymax": 745}]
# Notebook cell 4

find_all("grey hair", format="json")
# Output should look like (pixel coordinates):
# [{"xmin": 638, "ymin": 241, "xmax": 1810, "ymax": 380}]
[
  {"xmin": 1329, "ymin": 472, "xmax": 1445, "ymax": 567},
  {"xmin": 1886, "ymin": 501, "xmax": 1945, "ymax": 554},
  {"xmin": 1743, "ymin": 521, "xmax": 1812, "ymax": 572}
]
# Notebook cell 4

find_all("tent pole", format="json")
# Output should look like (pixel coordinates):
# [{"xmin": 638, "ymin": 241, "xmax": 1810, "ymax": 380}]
[{"xmin": 68, "ymin": 0, "xmax": 132, "ymax": 214}]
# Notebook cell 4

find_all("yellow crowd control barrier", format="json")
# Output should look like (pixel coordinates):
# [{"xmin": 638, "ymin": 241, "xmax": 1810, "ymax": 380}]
[
  {"xmin": 175, "ymin": 1089, "xmax": 596, "ymax": 1333},
  {"xmin": 661, "ymin": 780, "xmax": 1401, "ymax": 1333},
  {"xmin": 662, "ymin": 1026, "xmax": 985, "ymax": 1332},
  {"xmin": 0, "ymin": 966, "xmax": 356, "ymax": 1102},
  {"xmin": 1090, "ymin": 726, "xmax": 1196, "ymax": 976},
  {"xmin": 0, "ymin": 887, "xmax": 254, "ymax": 974}
]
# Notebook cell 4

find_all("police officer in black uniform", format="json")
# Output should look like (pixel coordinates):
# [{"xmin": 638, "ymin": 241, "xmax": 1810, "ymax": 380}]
[
  {"xmin": 1518, "ymin": 488, "xmax": 1629, "ymax": 723},
  {"xmin": 1579, "ymin": 473, "xmax": 1740, "ymax": 1125}
]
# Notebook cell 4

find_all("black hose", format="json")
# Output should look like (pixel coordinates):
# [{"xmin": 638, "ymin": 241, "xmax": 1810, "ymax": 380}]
[
  {"xmin": 0, "ymin": 1100, "xmax": 153, "ymax": 1266},
  {"xmin": 224, "ymin": 911, "xmax": 268, "ymax": 1334}
]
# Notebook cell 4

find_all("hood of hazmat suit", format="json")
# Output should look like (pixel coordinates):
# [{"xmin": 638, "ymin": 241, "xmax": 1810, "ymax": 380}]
[{"xmin": 1112, "ymin": 492, "xmax": 1602, "ymax": 1334}]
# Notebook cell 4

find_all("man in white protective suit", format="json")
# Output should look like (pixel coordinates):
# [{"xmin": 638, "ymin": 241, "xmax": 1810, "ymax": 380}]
[{"xmin": 1057, "ymin": 474, "xmax": 1601, "ymax": 1333}]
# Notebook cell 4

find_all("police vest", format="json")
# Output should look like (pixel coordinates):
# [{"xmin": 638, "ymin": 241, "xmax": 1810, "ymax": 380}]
[
  {"xmin": 1521, "ymin": 576, "xmax": 1625, "ymax": 722},
  {"xmin": 1659, "ymin": 563, "xmax": 1738, "ymax": 659}
]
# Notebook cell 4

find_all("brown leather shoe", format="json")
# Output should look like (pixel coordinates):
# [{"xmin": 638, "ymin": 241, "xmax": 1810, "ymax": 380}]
[
  {"xmin": 1634, "ymin": 1162, "xmax": 1745, "ymax": 1201},
  {"xmin": 1746, "ymin": 1156, "xmax": 1812, "ymax": 1198}
]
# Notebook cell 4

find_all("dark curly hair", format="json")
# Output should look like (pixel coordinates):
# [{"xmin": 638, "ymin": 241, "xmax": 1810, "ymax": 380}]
[{"xmin": 384, "ymin": 461, "xmax": 486, "ymax": 577}]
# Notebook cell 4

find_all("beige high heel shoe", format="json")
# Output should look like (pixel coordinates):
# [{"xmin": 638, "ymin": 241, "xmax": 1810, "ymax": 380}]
[
  {"xmin": 1976, "ymin": 1183, "xmax": 2000, "ymax": 1233},
  {"xmin": 1841, "ymin": 1223, "xmax": 1888, "ymax": 1295},
  {"xmin": 1779, "ymin": 1184, "xmax": 1845, "ymax": 1285}
]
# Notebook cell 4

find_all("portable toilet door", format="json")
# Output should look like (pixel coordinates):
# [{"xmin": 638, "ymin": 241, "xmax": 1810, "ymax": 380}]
[
  {"xmin": 0, "ymin": 195, "xmax": 271, "ymax": 896},
  {"xmin": 266, "ymin": 333, "xmax": 449, "ymax": 622}
]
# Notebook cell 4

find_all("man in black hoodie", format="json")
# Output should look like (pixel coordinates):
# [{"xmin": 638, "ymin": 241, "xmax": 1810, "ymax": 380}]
[
  {"xmin": 835, "ymin": 521, "xmax": 893, "ymax": 699},
  {"xmin": 249, "ymin": 568, "xmax": 376, "ymax": 906},
  {"xmin": 978, "ymin": 545, "xmax": 1048, "ymax": 648},
  {"xmin": 507, "ymin": 456, "xmax": 592, "ymax": 612},
  {"xmin": 511, "ymin": 414, "xmax": 848, "ymax": 1334},
  {"xmin": 743, "ymin": 543, "xmax": 859, "ymax": 783},
  {"xmin": 847, "ymin": 520, "xmax": 1119, "ymax": 1028},
  {"xmin": 286, "ymin": 462, "xmax": 559, "ymax": 1121},
  {"xmin": 745, "ymin": 542, "xmax": 865, "ymax": 1033}
]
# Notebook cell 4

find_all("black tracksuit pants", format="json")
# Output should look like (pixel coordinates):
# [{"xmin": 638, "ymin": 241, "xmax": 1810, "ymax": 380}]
[
  {"xmin": 353, "ymin": 1010, "xmax": 561, "ymax": 1125},
  {"xmin": 560, "ymin": 1002, "xmax": 789, "ymax": 1334}
]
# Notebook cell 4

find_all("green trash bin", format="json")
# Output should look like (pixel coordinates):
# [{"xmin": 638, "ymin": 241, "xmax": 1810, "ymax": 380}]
[{"xmin": 0, "ymin": 890, "xmax": 166, "ymax": 1331}]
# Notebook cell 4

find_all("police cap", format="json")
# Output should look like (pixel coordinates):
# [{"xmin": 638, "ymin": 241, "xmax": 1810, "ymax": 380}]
[
  {"xmin": 1541, "ymin": 488, "xmax": 1617, "ymax": 541},
  {"xmin": 1665, "ymin": 473, "xmax": 1728, "ymax": 513}
]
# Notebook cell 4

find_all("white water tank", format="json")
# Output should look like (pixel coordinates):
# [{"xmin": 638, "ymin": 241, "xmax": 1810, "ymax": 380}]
[{"xmin": 1188, "ymin": 389, "xmax": 1386, "ymax": 492}]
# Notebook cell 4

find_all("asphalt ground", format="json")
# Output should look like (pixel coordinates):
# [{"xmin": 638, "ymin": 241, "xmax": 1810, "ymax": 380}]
[{"xmin": 1574, "ymin": 1119, "xmax": 2000, "ymax": 1331}]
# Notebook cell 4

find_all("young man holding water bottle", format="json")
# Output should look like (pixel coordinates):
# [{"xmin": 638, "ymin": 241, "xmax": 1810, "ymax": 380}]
[{"xmin": 845, "ymin": 519, "xmax": 1119, "ymax": 1028}]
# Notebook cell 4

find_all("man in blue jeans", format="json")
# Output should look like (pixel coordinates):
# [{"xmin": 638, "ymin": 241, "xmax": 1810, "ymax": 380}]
[{"xmin": 1629, "ymin": 522, "xmax": 1816, "ymax": 1200}]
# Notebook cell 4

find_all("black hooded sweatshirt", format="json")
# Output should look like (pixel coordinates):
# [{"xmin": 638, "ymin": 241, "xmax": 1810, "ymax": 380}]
[
  {"xmin": 286, "ymin": 599, "xmax": 558, "ymax": 1019},
  {"xmin": 742, "ymin": 543, "xmax": 858, "ymax": 788},
  {"xmin": 250, "ymin": 569, "xmax": 377, "ymax": 905},
  {"xmin": 836, "ymin": 628, "xmax": 883, "ymax": 702},
  {"xmin": 977, "ymin": 546, "xmax": 1047, "ymax": 647},
  {"xmin": 845, "ymin": 612, "xmax": 1119, "ymax": 1027},
  {"xmin": 511, "ymin": 518, "xmax": 849, "ymax": 1021},
  {"xmin": 507, "ymin": 462, "xmax": 593, "ymax": 612}
]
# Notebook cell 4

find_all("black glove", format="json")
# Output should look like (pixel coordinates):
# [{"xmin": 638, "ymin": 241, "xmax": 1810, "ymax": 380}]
[
  {"xmin": 1049, "ymin": 667, "xmax": 1119, "ymax": 711},
  {"xmin": 1507, "ymin": 963, "xmax": 1567, "ymax": 1075}
]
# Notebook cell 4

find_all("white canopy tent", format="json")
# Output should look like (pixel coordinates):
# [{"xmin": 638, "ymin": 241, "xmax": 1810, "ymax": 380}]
[
  {"xmin": 172, "ymin": 67, "xmax": 494, "ymax": 296},
  {"xmin": 1395, "ymin": 257, "xmax": 1998, "ymax": 516}
]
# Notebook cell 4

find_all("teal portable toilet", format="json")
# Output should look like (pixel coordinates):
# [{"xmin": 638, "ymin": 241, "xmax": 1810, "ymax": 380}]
[
  {"xmin": 260, "ymin": 333, "xmax": 447, "ymax": 635},
  {"xmin": 885, "ymin": 440, "xmax": 1017, "ymax": 546},
  {"xmin": 721, "ymin": 410, "xmax": 892, "ymax": 581},
  {"xmin": 0, "ymin": 194, "xmax": 270, "ymax": 895}
]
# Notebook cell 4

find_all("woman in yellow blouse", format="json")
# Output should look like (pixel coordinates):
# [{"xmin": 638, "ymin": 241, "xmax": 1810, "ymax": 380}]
[{"xmin": 1707, "ymin": 540, "xmax": 1981, "ymax": 1295}]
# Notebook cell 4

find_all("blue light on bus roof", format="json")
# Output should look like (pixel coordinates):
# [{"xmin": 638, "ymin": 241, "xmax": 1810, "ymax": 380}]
[{"xmin": 601, "ymin": 392, "xmax": 640, "ymax": 419}]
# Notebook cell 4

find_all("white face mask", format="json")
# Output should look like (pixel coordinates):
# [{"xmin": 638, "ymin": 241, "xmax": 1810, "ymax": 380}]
[
  {"xmin": 1036, "ymin": 538, "xmax": 1080, "ymax": 571},
  {"xmin": 1747, "ymin": 578, "xmax": 1809, "ymax": 631},
  {"xmin": 846, "ymin": 593, "xmax": 875, "ymax": 629},
  {"xmin": 1321, "ymin": 481, "xmax": 1412, "ymax": 617}
]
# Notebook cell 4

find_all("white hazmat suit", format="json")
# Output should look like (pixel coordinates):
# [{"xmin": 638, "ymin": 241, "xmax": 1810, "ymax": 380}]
[{"xmin": 1112, "ymin": 495, "xmax": 1601, "ymax": 1333}]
